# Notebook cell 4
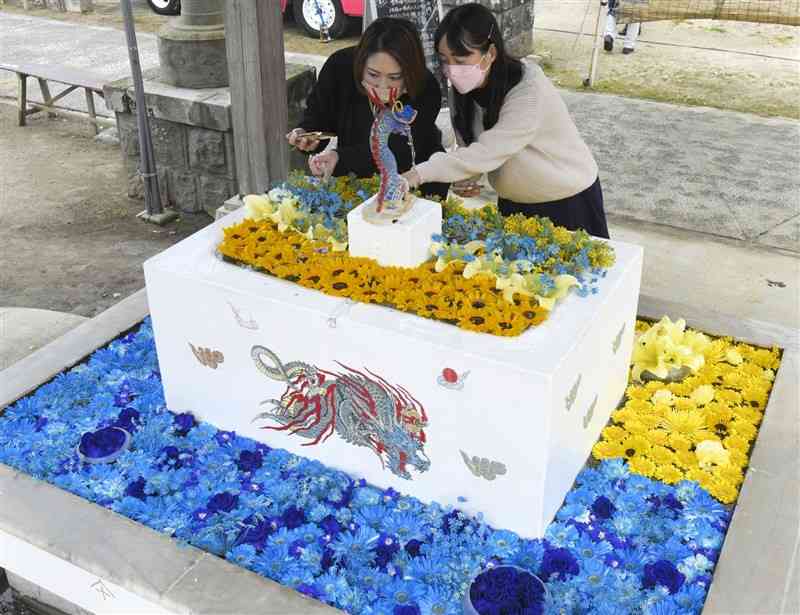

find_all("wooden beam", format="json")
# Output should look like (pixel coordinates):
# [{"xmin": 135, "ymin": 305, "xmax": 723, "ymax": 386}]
[
  {"xmin": 17, "ymin": 73, "xmax": 26, "ymax": 127},
  {"xmin": 225, "ymin": 0, "xmax": 289, "ymax": 196}
]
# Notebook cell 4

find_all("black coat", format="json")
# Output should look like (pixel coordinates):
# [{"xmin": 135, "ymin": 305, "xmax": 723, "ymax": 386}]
[{"xmin": 299, "ymin": 47, "xmax": 449, "ymax": 199}]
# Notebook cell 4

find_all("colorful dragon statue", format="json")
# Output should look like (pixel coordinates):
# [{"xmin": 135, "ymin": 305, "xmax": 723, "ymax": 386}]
[
  {"xmin": 365, "ymin": 86, "xmax": 418, "ymax": 222},
  {"xmin": 250, "ymin": 345, "xmax": 430, "ymax": 480}
]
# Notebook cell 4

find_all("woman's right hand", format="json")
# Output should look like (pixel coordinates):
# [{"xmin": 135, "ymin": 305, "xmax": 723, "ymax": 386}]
[{"xmin": 286, "ymin": 128, "xmax": 320, "ymax": 152}]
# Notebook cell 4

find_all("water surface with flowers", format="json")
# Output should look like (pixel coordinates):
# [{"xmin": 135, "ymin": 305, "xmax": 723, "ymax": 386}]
[{"xmin": 0, "ymin": 319, "xmax": 761, "ymax": 614}]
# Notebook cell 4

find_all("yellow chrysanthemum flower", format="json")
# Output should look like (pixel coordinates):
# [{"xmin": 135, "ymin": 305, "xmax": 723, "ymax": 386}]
[
  {"xmin": 593, "ymin": 441, "xmax": 626, "ymax": 460},
  {"xmin": 650, "ymin": 445, "xmax": 677, "ymax": 466},
  {"xmin": 655, "ymin": 464, "xmax": 684, "ymax": 484},
  {"xmin": 709, "ymin": 479, "xmax": 739, "ymax": 504},
  {"xmin": 675, "ymin": 448, "xmax": 697, "ymax": 469},
  {"xmin": 651, "ymin": 389, "xmax": 675, "ymax": 405},
  {"xmin": 724, "ymin": 435, "xmax": 750, "ymax": 454},
  {"xmin": 659, "ymin": 409, "xmax": 712, "ymax": 443},
  {"xmin": 645, "ymin": 429, "xmax": 670, "ymax": 446},
  {"xmin": 621, "ymin": 435, "xmax": 652, "ymax": 458},
  {"xmin": 628, "ymin": 456, "xmax": 657, "ymax": 477},
  {"xmin": 602, "ymin": 426, "xmax": 628, "ymax": 443},
  {"xmin": 668, "ymin": 433, "xmax": 692, "ymax": 452}
]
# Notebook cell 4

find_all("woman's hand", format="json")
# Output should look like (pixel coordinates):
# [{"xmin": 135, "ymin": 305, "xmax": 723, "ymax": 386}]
[
  {"xmin": 309, "ymin": 150, "xmax": 339, "ymax": 179},
  {"xmin": 402, "ymin": 168, "xmax": 422, "ymax": 190},
  {"xmin": 451, "ymin": 179, "xmax": 482, "ymax": 198},
  {"xmin": 286, "ymin": 128, "xmax": 320, "ymax": 152}
]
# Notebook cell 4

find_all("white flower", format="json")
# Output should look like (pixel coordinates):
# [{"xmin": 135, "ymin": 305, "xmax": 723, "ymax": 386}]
[
  {"xmin": 695, "ymin": 440, "xmax": 730, "ymax": 468},
  {"xmin": 690, "ymin": 384, "xmax": 715, "ymax": 406},
  {"xmin": 651, "ymin": 389, "xmax": 675, "ymax": 406}
]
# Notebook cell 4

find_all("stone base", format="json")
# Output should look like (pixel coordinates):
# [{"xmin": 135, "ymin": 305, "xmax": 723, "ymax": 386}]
[
  {"xmin": 347, "ymin": 195, "xmax": 442, "ymax": 268},
  {"xmin": 157, "ymin": 24, "xmax": 229, "ymax": 89}
]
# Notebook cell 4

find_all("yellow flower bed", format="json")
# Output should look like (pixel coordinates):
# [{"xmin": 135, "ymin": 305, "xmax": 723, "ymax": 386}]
[
  {"xmin": 593, "ymin": 319, "xmax": 781, "ymax": 504},
  {"xmin": 218, "ymin": 219, "xmax": 548, "ymax": 336}
]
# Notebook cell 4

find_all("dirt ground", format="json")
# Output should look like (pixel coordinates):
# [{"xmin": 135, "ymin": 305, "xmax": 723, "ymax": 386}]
[
  {"xmin": 534, "ymin": 6, "xmax": 800, "ymax": 119},
  {"xmin": 0, "ymin": 104, "xmax": 210, "ymax": 317}
]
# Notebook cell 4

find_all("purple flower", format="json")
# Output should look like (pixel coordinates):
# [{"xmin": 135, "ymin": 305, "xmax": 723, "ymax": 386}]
[
  {"xmin": 405, "ymin": 539, "xmax": 423, "ymax": 558},
  {"xmin": 280, "ymin": 506, "xmax": 306, "ymax": 529},
  {"xmin": 662, "ymin": 493, "xmax": 684, "ymax": 511},
  {"xmin": 160, "ymin": 446, "xmax": 193, "ymax": 469},
  {"xmin": 236, "ymin": 515, "xmax": 273, "ymax": 548},
  {"xmin": 591, "ymin": 495, "xmax": 616, "ymax": 520},
  {"xmin": 643, "ymin": 560, "xmax": 686, "ymax": 594},
  {"xmin": 289, "ymin": 539, "xmax": 306, "ymax": 558},
  {"xmin": 237, "ymin": 450, "xmax": 263, "ymax": 473},
  {"xmin": 173, "ymin": 412, "xmax": 196, "ymax": 436},
  {"xmin": 215, "ymin": 430, "xmax": 236, "ymax": 446},
  {"xmin": 192, "ymin": 508, "xmax": 210, "ymax": 523},
  {"xmin": 207, "ymin": 492, "xmax": 239, "ymax": 514},
  {"xmin": 113, "ymin": 382, "xmax": 136, "ymax": 407},
  {"xmin": 255, "ymin": 442, "xmax": 271, "ymax": 455},
  {"xmin": 320, "ymin": 515, "xmax": 342, "ymax": 537},
  {"xmin": 540, "ymin": 547, "xmax": 580, "ymax": 579},
  {"xmin": 124, "ymin": 477, "xmax": 147, "ymax": 500},
  {"xmin": 33, "ymin": 416, "xmax": 48, "ymax": 432},
  {"xmin": 375, "ymin": 534, "xmax": 400, "ymax": 569},
  {"xmin": 78, "ymin": 427, "xmax": 128, "ymax": 460},
  {"xmin": 393, "ymin": 606, "xmax": 420, "ymax": 615},
  {"xmin": 329, "ymin": 480, "xmax": 354, "ymax": 509},
  {"xmin": 113, "ymin": 408, "xmax": 140, "ymax": 433}
]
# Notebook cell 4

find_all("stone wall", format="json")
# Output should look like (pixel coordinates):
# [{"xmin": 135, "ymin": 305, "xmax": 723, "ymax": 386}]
[
  {"xmin": 105, "ymin": 64, "xmax": 316, "ymax": 218},
  {"xmin": 1, "ymin": 0, "xmax": 92, "ymax": 12},
  {"xmin": 441, "ymin": 0, "xmax": 535, "ymax": 58}
]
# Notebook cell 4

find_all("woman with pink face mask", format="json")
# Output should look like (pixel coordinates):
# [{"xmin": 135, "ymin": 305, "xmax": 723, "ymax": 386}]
[
  {"xmin": 404, "ymin": 3, "xmax": 608, "ymax": 237},
  {"xmin": 286, "ymin": 17, "xmax": 449, "ymax": 200}
]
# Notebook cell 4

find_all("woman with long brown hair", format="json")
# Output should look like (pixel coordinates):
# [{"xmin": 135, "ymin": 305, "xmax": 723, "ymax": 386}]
[{"xmin": 286, "ymin": 17, "xmax": 449, "ymax": 199}]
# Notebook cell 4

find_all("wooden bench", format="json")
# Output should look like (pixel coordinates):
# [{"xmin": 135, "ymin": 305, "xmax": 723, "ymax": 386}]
[{"xmin": 0, "ymin": 61, "xmax": 111, "ymax": 134}]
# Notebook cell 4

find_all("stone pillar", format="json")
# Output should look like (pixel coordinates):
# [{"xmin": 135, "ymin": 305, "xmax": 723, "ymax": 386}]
[
  {"xmin": 441, "ymin": 0, "xmax": 534, "ymax": 58},
  {"xmin": 158, "ymin": 0, "xmax": 229, "ymax": 88}
]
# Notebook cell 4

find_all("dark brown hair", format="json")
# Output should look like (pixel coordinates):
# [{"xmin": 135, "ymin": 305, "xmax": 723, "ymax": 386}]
[
  {"xmin": 353, "ymin": 17, "xmax": 428, "ymax": 100},
  {"xmin": 435, "ymin": 3, "xmax": 524, "ymax": 144}
]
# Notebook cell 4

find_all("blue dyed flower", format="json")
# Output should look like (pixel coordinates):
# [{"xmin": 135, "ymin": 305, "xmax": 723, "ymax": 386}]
[
  {"xmin": 124, "ymin": 477, "xmax": 147, "ymax": 500},
  {"xmin": 113, "ymin": 408, "xmax": 140, "ymax": 433},
  {"xmin": 281, "ymin": 506, "xmax": 306, "ymax": 529},
  {"xmin": 296, "ymin": 583, "xmax": 323, "ymax": 600},
  {"xmin": 540, "ymin": 547, "xmax": 579, "ymax": 580},
  {"xmin": 643, "ymin": 560, "xmax": 686, "ymax": 595},
  {"xmin": 215, "ymin": 430, "xmax": 235, "ymax": 446},
  {"xmin": 592, "ymin": 495, "xmax": 616, "ymax": 520},
  {"xmin": 173, "ymin": 412, "xmax": 196, "ymax": 436},
  {"xmin": 237, "ymin": 450, "xmax": 263, "ymax": 473},
  {"xmin": 207, "ymin": 492, "xmax": 238, "ymax": 514}
]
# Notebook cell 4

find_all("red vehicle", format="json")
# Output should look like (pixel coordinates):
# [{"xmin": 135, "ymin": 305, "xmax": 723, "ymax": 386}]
[{"xmin": 147, "ymin": 1, "xmax": 363, "ymax": 40}]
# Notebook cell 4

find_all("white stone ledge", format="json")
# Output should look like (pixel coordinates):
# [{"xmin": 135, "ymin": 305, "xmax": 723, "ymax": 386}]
[{"xmin": 0, "ymin": 289, "xmax": 796, "ymax": 614}]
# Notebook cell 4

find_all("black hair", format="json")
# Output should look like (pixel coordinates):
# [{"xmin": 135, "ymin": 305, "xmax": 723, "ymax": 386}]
[{"xmin": 435, "ymin": 3, "xmax": 524, "ymax": 144}]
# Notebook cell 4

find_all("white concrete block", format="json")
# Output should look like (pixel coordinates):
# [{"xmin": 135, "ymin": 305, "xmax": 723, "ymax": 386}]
[
  {"xmin": 144, "ymin": 207, "xmax": 643, "ymax": 538},
  {"xmin": 347, "ymin": 195, "xmax": 442, "ymax": 268}
]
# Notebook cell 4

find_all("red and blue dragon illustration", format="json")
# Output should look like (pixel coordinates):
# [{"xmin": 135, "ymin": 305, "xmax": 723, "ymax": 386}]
[{"xmin": 251, "ymin": 346, "xmax": 430, "ymax": 480}]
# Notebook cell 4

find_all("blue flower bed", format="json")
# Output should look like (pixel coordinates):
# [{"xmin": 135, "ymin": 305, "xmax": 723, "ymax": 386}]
[{"xmin": 0, "ymin": 319, "xmax": 731, "ymax": 614}]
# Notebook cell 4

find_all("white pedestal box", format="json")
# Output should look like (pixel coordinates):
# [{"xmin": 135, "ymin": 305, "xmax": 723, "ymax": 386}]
[
  {"xmin": 347, "ymin": 196, "xmax": 442, "ymax": 268},
  {"xmin": 144, "ymin": 208, "xmax": 643, "ymax": 539}
]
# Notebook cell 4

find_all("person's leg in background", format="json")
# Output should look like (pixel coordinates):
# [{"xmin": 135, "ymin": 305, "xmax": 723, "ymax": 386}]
[
  {"xmin": 622, "ymin": 22, "xmax": 641, "ymax": 54},
  {"xmin": 604, "ymin": 0, "xmax": 618, "ymax": 51}
]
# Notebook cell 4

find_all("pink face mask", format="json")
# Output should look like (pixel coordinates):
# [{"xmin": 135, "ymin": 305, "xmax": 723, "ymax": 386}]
[{"xmin": 443, "ymin": 54, "xmax": 489, "ymax": 94}]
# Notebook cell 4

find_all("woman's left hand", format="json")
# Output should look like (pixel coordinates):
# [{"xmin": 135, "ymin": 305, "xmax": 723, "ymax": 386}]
[{"xmin": 402, "ymin": 168, "xmax": 422, "ymax": 190}]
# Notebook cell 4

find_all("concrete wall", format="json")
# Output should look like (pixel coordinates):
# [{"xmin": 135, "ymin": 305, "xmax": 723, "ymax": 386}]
[
  {"xmin": 441, "ymin": 0, "xmax": 535, "ymax": 58},
  {"xmin": 105, "ymin": 64, "xmax": 316, "ymax": 217}
]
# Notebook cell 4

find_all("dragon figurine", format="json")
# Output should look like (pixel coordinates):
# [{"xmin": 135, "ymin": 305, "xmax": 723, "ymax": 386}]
[
  {"xmin": 364, "ymin": 86, "xmax": 418, "ymax": 224},
  {"xmin": 251, "ymin": 345, "xmax": 430, "ymax": 480}
]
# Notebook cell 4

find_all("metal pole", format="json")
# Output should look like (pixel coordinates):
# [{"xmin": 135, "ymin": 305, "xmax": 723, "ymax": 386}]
[
  {"xmin": 120, "ymin": 0, "xmax": 178, "ymax": 225},
  {"xmin": 584, "ymin": 0, "xmax": 607, "ymax": 88}
]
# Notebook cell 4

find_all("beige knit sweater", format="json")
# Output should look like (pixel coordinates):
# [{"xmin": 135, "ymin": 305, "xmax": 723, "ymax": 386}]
[{"xmin": 415, "ymin": 61, "xmax": 598, "ymax": 204}]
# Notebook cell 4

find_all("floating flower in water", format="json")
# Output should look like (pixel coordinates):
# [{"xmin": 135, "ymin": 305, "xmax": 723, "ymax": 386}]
[
  {"xmin": 437, "ymin": 367, "xmax": 470, "ymax": 390},
  {"xmin": 465, "ymin": 565, "xmax": 547, "ymax": 615},
  {"xmin": 77, "ymin": 426, "xmax": 131, "ymax": 464}
]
